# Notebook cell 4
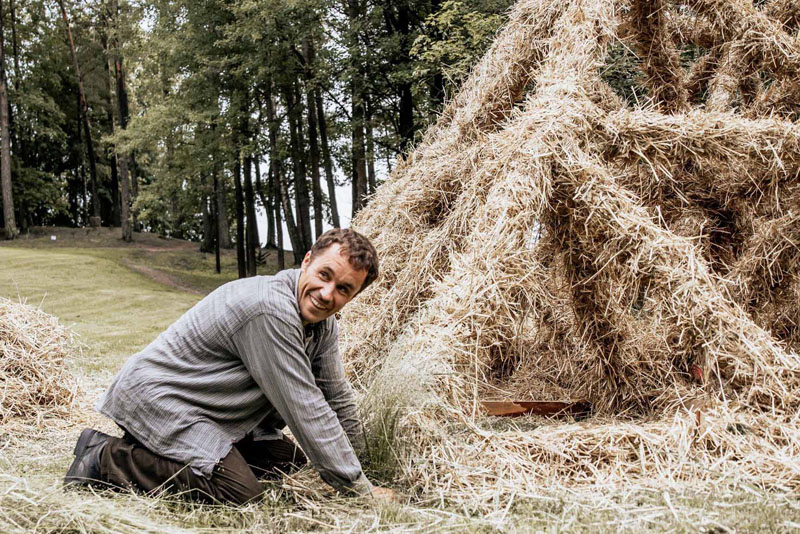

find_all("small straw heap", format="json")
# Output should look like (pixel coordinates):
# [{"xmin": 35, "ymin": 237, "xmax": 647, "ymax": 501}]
[
  {"xmin": 0, "ymin": 297, "xmax": 78, "ymax": 424},
  {"xmin": 342, "ymin": 0, "xmax": 800, "ymax": 508}
]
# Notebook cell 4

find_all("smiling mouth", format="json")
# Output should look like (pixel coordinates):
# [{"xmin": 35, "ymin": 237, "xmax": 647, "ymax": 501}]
[{"xmin": 309, "ymin": 294, "xmax": 329, "ymax": 311}]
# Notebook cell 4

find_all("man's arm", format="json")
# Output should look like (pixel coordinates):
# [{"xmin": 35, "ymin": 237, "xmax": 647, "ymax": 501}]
[
  {"xmin": 311, "ymin": 320, "xmax": 366, "ymax": 453},
  {"xmin": 231, "ymin": 313, "xmax": 371, "ymax": 495}
]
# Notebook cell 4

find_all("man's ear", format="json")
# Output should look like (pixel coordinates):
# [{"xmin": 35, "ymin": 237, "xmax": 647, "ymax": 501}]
[{"xmin": 301, "ymin": 251, "xmax": 312, "ymax": 269}]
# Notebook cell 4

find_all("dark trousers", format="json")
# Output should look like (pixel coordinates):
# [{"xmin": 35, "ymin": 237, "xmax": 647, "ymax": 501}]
[{"xmin": 100, "ymin": 432, "xmax": 307, "ymax": 505}]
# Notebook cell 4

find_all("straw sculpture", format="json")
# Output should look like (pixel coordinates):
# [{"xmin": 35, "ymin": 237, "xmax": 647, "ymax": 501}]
[
  {"xmin": 0, "ymin": 298, "xmax": 78, "ymax": 423},
  {"xmin": 341, "ymin": 0, "xmax": 800, "ymax": 507}
]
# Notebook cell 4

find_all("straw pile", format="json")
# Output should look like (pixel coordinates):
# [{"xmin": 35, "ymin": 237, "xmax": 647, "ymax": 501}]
[
  {"xmin": 0, "ymin": 297, "xmax": 78, "ymax": 423},
  {"xmin": 341, "ymin": 0, "xmax": 800, "ymax": 508}
]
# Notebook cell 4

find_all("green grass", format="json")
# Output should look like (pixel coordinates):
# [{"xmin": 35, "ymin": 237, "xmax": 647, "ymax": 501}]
[
  {"xmin": 0, "ymin": 247, "xmax": 201, "ymax": 370},
  {"xmin": 362, "ymin": 397, "xmax": 403, "ymax": 486}
]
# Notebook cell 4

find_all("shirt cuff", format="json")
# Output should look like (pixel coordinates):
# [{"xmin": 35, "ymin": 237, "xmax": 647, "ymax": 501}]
[{"xmin": 320, "ymin": 469, "xmax": 373, "ymax": 496}]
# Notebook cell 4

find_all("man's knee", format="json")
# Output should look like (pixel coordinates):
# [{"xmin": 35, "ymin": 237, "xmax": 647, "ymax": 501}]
[
  {"xmin": 212, "ymin": 449, "xmax": 263, "ymax": 505},
  {"xmin": 221, "ymin": 476, "xmax": 261, "ymax": 506}
]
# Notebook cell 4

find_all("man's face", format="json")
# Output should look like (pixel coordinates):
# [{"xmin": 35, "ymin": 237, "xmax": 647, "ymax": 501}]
[{"xmin": 297, "ymin": 243, "xmax": 368, "ymax": 324}]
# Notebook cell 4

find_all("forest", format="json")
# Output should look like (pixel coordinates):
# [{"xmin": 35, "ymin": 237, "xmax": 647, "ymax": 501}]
[{"xmin": 0, "ymin": 0, "xmax": 510, "ymax": 270}]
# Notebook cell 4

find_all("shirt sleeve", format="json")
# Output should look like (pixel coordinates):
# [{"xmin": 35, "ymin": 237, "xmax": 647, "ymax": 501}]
[
  {"xmin": 311, "ymin": 319, "xmax": 366, "ymax": 453},
  {"xmin": 231, "ymin": 313, "xmax": 372, "ymax": 495}
]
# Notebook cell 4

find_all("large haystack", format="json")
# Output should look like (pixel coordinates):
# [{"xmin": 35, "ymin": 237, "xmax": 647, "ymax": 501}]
[
  {"xmin": 342, "ymin": 0, "xmax": 800, "ymax": 506},
  {"xmin": 0, "ymin": 298, "xmax": 78, "ymax": 423}
]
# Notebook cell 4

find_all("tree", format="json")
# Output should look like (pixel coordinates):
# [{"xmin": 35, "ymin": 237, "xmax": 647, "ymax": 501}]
[
  {"xmin": 346, "ymin": 0, "xmax": 368, "ymax": 217},
  {"xmin": 57, "ymin": 0, "xmax": 100, "ymax": 224},
  {"xmin": 109, "ymin": 0, "xmax": 132, "ymax": 241},
  {"xmin": 0, "ymin": 0, "xmax": 17, "ymax": 238},
  {"xmin": 0, "ymin": 0, "xmax": 512, "ymax": 267},
  {"xmin": 303, "ymin": 36, "xmax": 324, "ymax": 240}
]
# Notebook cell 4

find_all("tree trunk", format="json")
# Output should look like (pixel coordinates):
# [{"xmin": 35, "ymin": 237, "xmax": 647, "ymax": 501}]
[
  {"xmin": 294, "ymin": 81, "xmax": 312, "ymax": 250},
  {"xmin": 366, "ymin": 96, "xmax": 377, "ymax": 195},
  {"xmin": 8, "ymin": 0, "xmax": 22, "ymax": 188},
  {"xmin": 347, "ymin": 0, "xmax": 368, "ymax": 217},
  {"xmin": 429, "ymin": 0, "xmax": 444, "ymax": 109},
  {"xmin": 279, "ymin": 166, "xmax": 304, "ymax": 265},
  {"xmin": 0, "ymin": 0, "xmax": 17, "ymax": 239},
  {"xmin": 430, "ymin": 71, "xmax": 445, "ymax": 109},
  {"xmin": 395, "ymin": 3, "xmax": 415, "ymax": 150},
  {"xmin": 243, "ymin": 155, "xmax": 258, "ymax": 276},
  {"xmin": 200, "ymin": 190, "xmax": 213, "ymax": 253},
  {"xmin": 108, "ymin": 144, "xmax": 120, "ymax": 225},
  {"xmin": 350, "ymin": 94, "xmax": 368, "ymax": 216},
  {"xmin": 304, "ymin": 37, "xmax": 324, "ymax": 241},
  {"xmin": 237, "ymin": 87, "xmax": 258, "ymax": 276},
  {"xmin": 58, "ymin": 0, "xmax": 100, "ymax": 222},
  {"xmin": 216, "ymin": 171, "xmax": 232, "ymax": 248},
  {"xmin": 111, "ymin": 0, "xmax": 132, "ymax": 240},
  {"xmin": 233, "ymin": 159, "xmax": 247, "ymax": 278},
  {"xmin": 76, "ymin": 91, "xmax": 88, "ymax": 224},
  {"xmin": 266, "ymin": 81, "xmax": 287, "ymax": 268},
  {"xmin": 212, "ymin": 170, "xmax": 221, "ymax": 273},
  {"xmin": 9, "ymin": 0, "xmax": 18, "ymax": 94},
  {"xmin": 314, "ymin": 88, "xmax": 339, "ymax": 228},
  {"xmin": 255, "ymin": 156, "xmax": 275, "ymax": 248},
  {"xmin": 100, "ymin": 17, "xmax": 118, "ymax": 226},
  {"xmin": 268, "ymin": 82, "xmax": 303, "ymax": 264},
  {"xmin": 69, "ymin": 168, "xmax": 79, "ymax": 224},
  {"xmin": 398, "ymin": 82, "xmax": 414, "ymax": 151},
  {"xmin": 284, "ymin": 81, "xmax": 312, "ymax": 252},
  {"xmin": 271, "ymin": 159, "xmax": 284, "ymax": 270}
]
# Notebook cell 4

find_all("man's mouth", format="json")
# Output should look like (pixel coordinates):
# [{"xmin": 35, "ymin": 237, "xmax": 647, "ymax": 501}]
[{"xmin": 309, "ymin": 294, "xmax": 329, "ymax": 311}]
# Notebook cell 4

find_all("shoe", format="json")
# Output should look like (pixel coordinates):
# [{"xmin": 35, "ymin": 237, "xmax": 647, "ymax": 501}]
[{"xmin": 64, "ymin": 428, "xmax": 110, "ymax": 486}]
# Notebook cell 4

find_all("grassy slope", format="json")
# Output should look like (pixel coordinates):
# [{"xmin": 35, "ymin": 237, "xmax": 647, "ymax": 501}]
[
  {"xmin": 0, "ymin": 247, "xmax": 200, "ymax": 370},
  {"xmin": 1, "ymin": 229, "xmax": 799, "ymax": 532}
]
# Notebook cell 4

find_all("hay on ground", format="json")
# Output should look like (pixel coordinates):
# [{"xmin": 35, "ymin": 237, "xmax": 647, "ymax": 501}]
[{"xmin": 0, "ymin": 297, "xmax": 79, "ymax": 423}]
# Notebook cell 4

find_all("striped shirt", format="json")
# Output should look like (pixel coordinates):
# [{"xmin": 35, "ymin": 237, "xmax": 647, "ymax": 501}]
[{"xmin": 97, "ymin": 269, "xmax": 371, "ymax": 494}]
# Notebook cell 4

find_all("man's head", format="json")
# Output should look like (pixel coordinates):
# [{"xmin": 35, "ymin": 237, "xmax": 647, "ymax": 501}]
[{"xmin": 296, "ymin": 228, "xmax": 379, "ymax": 324}]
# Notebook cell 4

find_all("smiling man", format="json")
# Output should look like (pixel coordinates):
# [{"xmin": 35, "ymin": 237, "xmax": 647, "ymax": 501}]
[{"xmin": 64, "ymin": 229, "xmax": 394, "ymax": 504}]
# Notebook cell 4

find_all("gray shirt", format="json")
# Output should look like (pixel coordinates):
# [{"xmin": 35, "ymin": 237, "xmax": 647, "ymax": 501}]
[{"xmin": 97, "ymin": 269, "xmax": 371, "ymax": 494}]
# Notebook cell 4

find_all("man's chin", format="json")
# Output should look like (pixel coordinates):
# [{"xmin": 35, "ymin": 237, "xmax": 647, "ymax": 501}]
[{"xmin": 301, "ymin": 306, "xmax": 329, "ymax": 323}]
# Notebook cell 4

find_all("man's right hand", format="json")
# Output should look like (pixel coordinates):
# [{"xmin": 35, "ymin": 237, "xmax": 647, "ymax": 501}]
[{"xmin": 370, "ymin": 485, "xmax": 398, "ymax": 503}]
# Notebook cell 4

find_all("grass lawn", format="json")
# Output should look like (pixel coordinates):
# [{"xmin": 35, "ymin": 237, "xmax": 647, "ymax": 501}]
[
  {"xmin": 0, "ymin": 228, "xmax": 798, "ymax": 532},
  {"xmin": 0, "ymin": 246, "xmax": 202, "ymax": 370}
]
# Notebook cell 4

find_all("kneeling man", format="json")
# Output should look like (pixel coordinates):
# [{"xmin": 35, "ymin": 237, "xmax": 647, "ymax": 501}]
[{"xmin": 65, "ymin": 229, "xmax": 392, "ymax": 504}]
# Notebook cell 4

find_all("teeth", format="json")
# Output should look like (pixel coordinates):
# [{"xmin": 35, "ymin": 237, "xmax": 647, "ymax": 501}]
[{"xmin": 310, "ymin": 295, "xmax": 326, "ymax": 310}]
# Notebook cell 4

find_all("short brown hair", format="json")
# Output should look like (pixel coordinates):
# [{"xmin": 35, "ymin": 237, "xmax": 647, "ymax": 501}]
[{"xmin": 309, "ymin": 228, "xmax": 379, "ymax": 292}]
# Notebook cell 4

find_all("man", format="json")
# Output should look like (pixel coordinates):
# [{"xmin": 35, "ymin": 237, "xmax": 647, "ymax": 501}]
[{"xmin": 65, "ymin": 228, "xmax": 394, "ymax": 505}]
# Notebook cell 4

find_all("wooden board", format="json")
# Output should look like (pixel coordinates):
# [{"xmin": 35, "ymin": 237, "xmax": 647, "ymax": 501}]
[{"xmin": 481, "ymin": 400, "xmax": 591, "ymax": 418}]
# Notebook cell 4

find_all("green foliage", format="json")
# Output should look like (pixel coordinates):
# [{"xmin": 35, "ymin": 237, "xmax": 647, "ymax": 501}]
[
  {"xmin": 5, "ymin": 0, "xmax": 510, "ymax": 242},
  {"xmin": 12, "ymin": 166, "xmax": 70, "ymax": 224},
  {"xmin": 412, "ymin": 0, "xmax": 511, "ymax": 100}
]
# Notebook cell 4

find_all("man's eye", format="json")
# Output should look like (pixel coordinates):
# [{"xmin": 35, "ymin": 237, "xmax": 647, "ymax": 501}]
[
  {"xmin": 319, "ymin": 271, "xmax": 329, "ymax": 280},
  {"xmin": 338, "ymin": 287, "xmax": 350, "ymax": 296}
]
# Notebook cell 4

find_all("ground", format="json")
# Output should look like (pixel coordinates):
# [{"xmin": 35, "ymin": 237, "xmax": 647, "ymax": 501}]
[{"xmin": 0, "ymin": 227, "xmax": 798, "ymax": 533}]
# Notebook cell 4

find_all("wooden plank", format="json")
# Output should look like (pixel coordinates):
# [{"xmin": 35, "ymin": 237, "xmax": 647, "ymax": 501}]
[{"xmin": 481, "ymin": 400, "xmax": 591, "ymax": 418}]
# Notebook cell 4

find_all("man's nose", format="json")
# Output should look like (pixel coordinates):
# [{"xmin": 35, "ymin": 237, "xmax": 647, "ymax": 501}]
[{"xmin": 319, "ymin": 282, "xmax": 334, "ymax": 301}]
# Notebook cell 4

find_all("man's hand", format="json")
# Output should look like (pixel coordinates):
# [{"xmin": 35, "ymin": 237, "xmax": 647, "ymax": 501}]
[{"xmin": 370, "ymin": 485, "xmax": 398, "ymax": 503}]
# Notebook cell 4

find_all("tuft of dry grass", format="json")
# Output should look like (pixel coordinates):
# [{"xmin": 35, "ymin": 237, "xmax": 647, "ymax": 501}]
[{"xmin": 0, "ymin": 297, "xmax": 79, "ymax": 424}]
